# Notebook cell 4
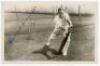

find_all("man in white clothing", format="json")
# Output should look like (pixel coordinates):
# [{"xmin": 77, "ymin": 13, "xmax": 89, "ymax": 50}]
[{"xmin": 33, "ymin": 7, "xmax": 73, "ymax": 57}]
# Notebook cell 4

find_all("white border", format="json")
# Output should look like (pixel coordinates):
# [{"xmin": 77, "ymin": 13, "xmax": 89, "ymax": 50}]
[
  {"xmin": 0, "ymin": 0, "xmax": 98, "ymax": 2},
  {"xmin": 0, "ymin": 0, "xmax": 99, "ymax": 65}
]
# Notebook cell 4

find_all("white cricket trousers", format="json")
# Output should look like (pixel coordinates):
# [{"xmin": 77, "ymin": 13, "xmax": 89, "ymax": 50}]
[{"xmin": 46, "ymin": 26, "xmax": 71, "ymax": 56}]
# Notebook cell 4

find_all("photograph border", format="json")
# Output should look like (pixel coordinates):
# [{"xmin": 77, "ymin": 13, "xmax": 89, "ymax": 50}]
[{"xmin": 0, "ymin": 0, "xmax": 98, "ymax": 65}]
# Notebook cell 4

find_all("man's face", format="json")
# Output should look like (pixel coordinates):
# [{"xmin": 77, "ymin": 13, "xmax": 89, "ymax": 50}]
[
  {"xmin": 58, "ymin": 8, "xmax": 63, "ymax": 18},
  {"xmin": 58, "ymin": 8, "xmax": 63, "ymax": 14}
]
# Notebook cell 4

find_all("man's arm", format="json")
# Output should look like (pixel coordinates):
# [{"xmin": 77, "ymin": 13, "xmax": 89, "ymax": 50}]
[
  {"xmin": 67, "ymin": 18, "xmax": 73, "ymax": 28},
  {"xmin": 66, "ymin": 17, "xmax": 73, "ymax": 32},
  {"xmin": 64, "ymin": 13, "xmax": 73, "ymax": 27}
]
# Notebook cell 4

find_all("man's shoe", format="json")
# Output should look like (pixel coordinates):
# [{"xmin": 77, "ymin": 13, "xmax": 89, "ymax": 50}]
[
  {"xmin": 33, "ymin": 45, "xmax": 55, "ymax": 59},
  {"xmin": 32, "ymin": 45, "xmax": 50, "ymax": 54}
]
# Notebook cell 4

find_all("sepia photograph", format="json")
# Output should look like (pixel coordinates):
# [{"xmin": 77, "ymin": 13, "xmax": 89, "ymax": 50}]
[{"xmin": 1, "ymin": 1, "xmax": 97, "ymax": 62}]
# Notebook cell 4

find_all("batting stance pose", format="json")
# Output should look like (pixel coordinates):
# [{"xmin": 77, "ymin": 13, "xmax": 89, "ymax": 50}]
[{"xmin": 33, "ymin": 7, "xmax": 73, "ymax": 57}]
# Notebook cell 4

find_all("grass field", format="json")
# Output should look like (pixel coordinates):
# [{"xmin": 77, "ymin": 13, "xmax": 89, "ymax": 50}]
[{"xmin": 4, "ymin": 13, "xmax": 95, "ymax": 61}]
